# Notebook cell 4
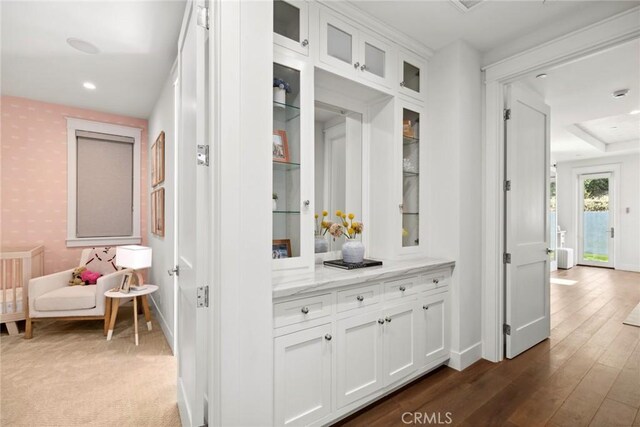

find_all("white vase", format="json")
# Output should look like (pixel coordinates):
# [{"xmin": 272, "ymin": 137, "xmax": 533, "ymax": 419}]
[
  {"xmin": 272, "ymin": 199, "xmax": 277, "ymax": 211},
  {"xmin": 315, "ymin": 236, "xmax": 329, "ymax": 254},
  {"xmin": 274, "ymin": 87, "xmax": 286, "ymax": 106},
  {"xmin": 342, "ymin": 240, "xmax": 365, "ymax": 264}
]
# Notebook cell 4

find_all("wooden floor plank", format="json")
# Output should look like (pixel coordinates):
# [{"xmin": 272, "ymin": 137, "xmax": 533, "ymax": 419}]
[{"xmin": 333, "ymin": 266, "xmax": 640, "ymax": 427}]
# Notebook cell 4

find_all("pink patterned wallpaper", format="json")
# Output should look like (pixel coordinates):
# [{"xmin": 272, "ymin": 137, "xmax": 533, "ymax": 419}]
[{"xmin": 1, "ymin": 96, "xmax": 148, "ymax": 274}]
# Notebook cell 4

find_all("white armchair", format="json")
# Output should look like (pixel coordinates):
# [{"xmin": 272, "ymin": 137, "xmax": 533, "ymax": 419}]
[{"xmin": 26, "ymin": 247, "xmax": 130, "ymax": 339}]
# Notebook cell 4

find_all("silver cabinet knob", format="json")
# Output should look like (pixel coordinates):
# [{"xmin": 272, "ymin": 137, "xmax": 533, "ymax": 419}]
[
  {"xmin": 303, "ymin": 200, "xmax": 310, "ymax": 207},
  {"xmin": 423, "ymin": 304, "xmax": 429, "ymax": 310},
  {"xmin": 167, "ymin": 266, "xmax": 179, "ymax": 276},
  {"xmin": 399, "ymin": 203, "xmax": 404, "ymax": 210},
  {"xmin": 353, "ymin": 62, "xmax": 360, "ymax": 69},
  {"xmin": 301, "ymin": 39, "xmax": 309, "ymax": 47},
  {"xmin": 378, "ymin": 318, "xmax": 385, "ymax": 325},
  {"xmin": 433, "ymin": 278, "xmax": 439, "ymax": 284},
  {"xmin": 399, "ymin": 286, "xmax": 406, "ymax": 292},
  {"xmin": 301, "ymin": 306, "xmax": 309, "ymax": 314},
  {"xmin": 360, "ymin": 64, "xmax": 367, "ymax": 71},
  {"xmin": 385, "ymin": 316, "xmax": 392, "ymax": 323},
  {"xmin": 356, "ymin": 295, "xmax": 364, "ymax": 302},
  {"xmin": 400, "ymin": 81, "xmax": 405, "ymax": 87},
  {"xmin": 324, "ymin": 334, "xmax": 332, "ymax": 341},
  {"xmin": 546, "ymin": 248, "xmax": 553, "ymax": 254}
]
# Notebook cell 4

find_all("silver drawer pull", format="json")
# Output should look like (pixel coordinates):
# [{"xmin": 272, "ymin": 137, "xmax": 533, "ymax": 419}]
[
  {"xmin": 378, "ymin": 318, "xmax": 385, "ymax": 325},
  {"xmin": 385, "ymin": 316, "xmax": 392, "ymax": 323},
  {"xmin": 324, "ymin": 334, "xmax": 332, "ymax": 341},
  {"xmin": 423, "ymin": 305, "xmax": 429, "ymax": 310},
  {"xmin": 433, "ymin": 278, "xmax": 439, "ymax": 284},
  {"xmin": 301, "ymin": 306, "xmax": 309, "ymax": 314},
  {"xmin": 399, "ymin": 286, "xmax": 406, "ymax": 292},
  {"xmin": 356, "ymin": 295, "xmax": 364, "ymax": 302}
]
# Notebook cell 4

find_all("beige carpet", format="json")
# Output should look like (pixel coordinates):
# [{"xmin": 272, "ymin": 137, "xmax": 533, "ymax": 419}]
[{"xmin": 1, "ymin": 304, "xmax": 180, "ymax": 426}]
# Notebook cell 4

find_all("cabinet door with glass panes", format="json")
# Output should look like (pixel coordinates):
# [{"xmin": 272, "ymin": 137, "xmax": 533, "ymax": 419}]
[
  {"xmin": 398, "ymin": 49, "xmax": 426, "ymax": 102},
  {"xmin": 319, "ymin": 11, "xmax": 359, "ymax": 78},
  {"xmin": 399, "ymin": 102, "xmax": 424, "ymax": 252},
  {"xmin": 358, "ymin": 30, "xmax": 395, "ymax": 89},
  {"xmin": 273, "ymin": 0, "xmax": 309, "ymax": 56},
  {"xmin": 273, "ymin": 52, "xmax": 314, "ymax": 271}
]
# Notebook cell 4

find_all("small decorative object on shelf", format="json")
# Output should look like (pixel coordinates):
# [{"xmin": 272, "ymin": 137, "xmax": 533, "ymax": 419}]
[
  {"xmin": 272, "ymin": 239, "xmax": 292, "ymax": 259},
  {"xmin": 403, "ymin": 119, "xmax": 414, "ymax": 138},
  {"xmin": 403, "ymin": 158, "xmax": 417, "ymax": 173},
  {"xmin": 326, "ymin": 210, "xmax": 365, "ymax": 264},
  {"xmin": 273, "ymin": 193, "xmax": 278, "ymax": 211},
  {"xmin": 314, "ymin": 210, "xmax": 330, "ymax": 253},
  {"xmin": 272, "ymin": 130, "xmax": 290, "ymax": 162},
  {"xmin": 273, "ymin": 78, "xmax": 291, "ymax": 107}
]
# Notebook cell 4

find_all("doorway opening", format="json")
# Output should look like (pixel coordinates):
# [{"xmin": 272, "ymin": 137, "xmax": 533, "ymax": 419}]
[{"xmin": 577, "ymin": 172, "xmax": 614, "ymax": 268}]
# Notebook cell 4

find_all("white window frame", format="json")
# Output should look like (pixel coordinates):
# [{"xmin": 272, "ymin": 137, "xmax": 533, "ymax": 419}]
[{"xmin": 66, "ymin": 117, "xmax": 142, "ymax": 247}]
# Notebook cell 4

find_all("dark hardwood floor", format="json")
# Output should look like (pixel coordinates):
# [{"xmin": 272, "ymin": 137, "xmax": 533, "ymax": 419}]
[{"xmin": 335, "ymin": 266, "xmax": 640, "ymax": 427}]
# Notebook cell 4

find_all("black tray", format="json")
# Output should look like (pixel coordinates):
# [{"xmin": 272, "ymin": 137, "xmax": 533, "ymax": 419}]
[{"xmin": 323, "ymin": 259, "xmax": 383, "ymax": 270}]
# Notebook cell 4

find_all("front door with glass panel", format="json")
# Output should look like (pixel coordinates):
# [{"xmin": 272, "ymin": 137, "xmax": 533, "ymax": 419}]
[{"xmin": 578, "ymin": 173, "xmax": 614, "ymax": 268}]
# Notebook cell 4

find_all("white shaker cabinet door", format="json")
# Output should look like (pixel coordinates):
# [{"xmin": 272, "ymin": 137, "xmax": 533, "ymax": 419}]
[
  {"xmin": 382, "ymin": 302, "xmax": 417, "ymax": 386},
  {"xmin": 336, "ymin": 311, "xmax": 384, "ymax": 408},
  {"xmin": 417, "ymin": 292, "xmax": 450, "ymax": 367},
  {"xmin": 274, "ymin": 324, "xmax": 333, "ymax": 426}
]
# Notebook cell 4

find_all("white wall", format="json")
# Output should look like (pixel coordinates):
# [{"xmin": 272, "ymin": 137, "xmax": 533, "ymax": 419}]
[
  {"xmin": 556, "ymin": 153, "xmax": 640, "ymax": 272},
  {"xmin": 426, "ymin": 40, "xmax": 483, "ymax": 370},
  {"xmin": 148, "ymin": 72, "xmax": 176, "ymax": 352}
]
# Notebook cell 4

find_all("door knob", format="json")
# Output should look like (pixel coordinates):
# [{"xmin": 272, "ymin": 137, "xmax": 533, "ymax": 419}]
[
  {"xmin": 546, "ymin": 248, "xmax": 553, "ymax": 254},
  {"xmin": 611, "ymin": 227, "xmax": 615, "ymax": 238},
  {"xmin": 168, "ymin": 266, "xmax": 179, "ymax": 276}
]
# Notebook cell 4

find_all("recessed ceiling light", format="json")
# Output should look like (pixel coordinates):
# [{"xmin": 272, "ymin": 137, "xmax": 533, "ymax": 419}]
[
  {"xmin": 66, "ymin": 38, "xmax": 100, "ymax": 54},
  {"xmin": 612, "ymin": 89, "xmax": 629, "ymax": 98},
  {"xmin": 83, "ymin": 82, "xmax": 96, "ymax": 90},
  {"xmin": 536, "ymin": 73, "xmax": 548, "ymax": 79},
  {"xmin": 630, "ymin": 110, "xmax": 640, "ymax": 115}
]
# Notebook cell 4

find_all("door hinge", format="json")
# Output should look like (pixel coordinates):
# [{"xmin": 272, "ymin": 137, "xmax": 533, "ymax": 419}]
[
  {"xmin": 197, "ymin": 6, "xmax": 209, "ymax": 30},
  {"xmin": 504, "ymin": 180, "xmax": 511, "ymax": 192},
  {"xmin": 503, "ymin": 324, "xmax": 511, "ymax": 335},
  {"xmin": 197, "ymin": 145, "xmax": 209, "ymax": 166},
  {"xmin": 197, "ymin": 286, "xmax": 209, "ymax": 308},
  {"xmin": 503, "ymin": 108, "xmax": 511, "ymax": 121},
  {"xmin": 503, "ymin": 253, "xmax": 511, "ymax": 264}
]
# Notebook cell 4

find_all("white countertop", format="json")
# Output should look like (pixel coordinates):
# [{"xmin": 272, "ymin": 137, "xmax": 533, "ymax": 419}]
[{"xmin": 273, "ymin": 257, "xmax": 455, "ymax": 299}]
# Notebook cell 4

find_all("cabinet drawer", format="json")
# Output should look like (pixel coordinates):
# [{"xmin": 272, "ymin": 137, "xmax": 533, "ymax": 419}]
[
  {"xmin": 384, "ymin": 276, "xmax": 417, "ymax": 301},
  {"xmin": 274, "ymin": 294, "xmax": 332, "ymax": 328},
  {"xmin": 337, "ymin": 284, "xmax": 381, "ymax": 313},
  {"xmin": 418, "ymin": 271, "xmax": 449, "ymax": 293}
]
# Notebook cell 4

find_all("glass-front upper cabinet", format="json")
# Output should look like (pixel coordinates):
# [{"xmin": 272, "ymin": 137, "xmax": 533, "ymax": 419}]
[
  {"xmin": 273, "ymin": 53, "xmax": 313, "ymax": 270},
  {"xmin": 319, "ymin": 12, "xmax": 359, "ymax": 76},
  {"xmin": 398, "ymin": 50, "xmax": 425, "ymax": 101},
  {"xmin": 274, "ymin": 0, "xmax": 309, "ymax": 56},
  {"xmin": 401, "ymin": 105, "xmax": 421, "ymax": 249},
  {"xmin": 359, "ymin": 31, "xmax": 394, "ymax": 88}
]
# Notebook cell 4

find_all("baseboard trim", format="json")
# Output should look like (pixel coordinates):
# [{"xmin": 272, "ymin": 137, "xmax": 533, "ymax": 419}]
[
  {"xmin": 149, "ymin": 294, "xmax": 175, "ymax": 354},
  {"xmin": 447, "ymin": 342, "xmax": 482, "ymax": 371},
  {"xmin": 616, "ymin": 264, "xmax": 640, "ymax": 273}
]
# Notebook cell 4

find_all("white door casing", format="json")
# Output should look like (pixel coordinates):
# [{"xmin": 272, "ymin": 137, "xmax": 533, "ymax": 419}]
[
  {"xmin": 504, "ymin": 84, "xmax": 551, "ymax": 359},
  {"xmin": 176, "ymin": 1, "xmax": 208, "ymax": 425}
]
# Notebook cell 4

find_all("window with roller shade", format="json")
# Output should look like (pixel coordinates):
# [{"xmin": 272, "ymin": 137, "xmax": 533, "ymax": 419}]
[
  {"xmin": 75, "ymin": 131, "xmax": 134, "ymax": 237},
  {"xmin": 66, "ymin": 118, "xmax": 141, "ymax": 247}
]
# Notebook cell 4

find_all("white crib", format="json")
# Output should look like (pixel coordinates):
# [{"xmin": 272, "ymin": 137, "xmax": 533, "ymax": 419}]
[{"xmin": 1, "ymin": 246, "xmax": 44, "ymax": 335}]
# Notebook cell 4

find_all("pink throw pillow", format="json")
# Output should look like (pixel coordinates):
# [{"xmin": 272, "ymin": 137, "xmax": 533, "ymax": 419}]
[{"xmin": 80, "ymin": 270, "xmax": 102, "ymax": 285}]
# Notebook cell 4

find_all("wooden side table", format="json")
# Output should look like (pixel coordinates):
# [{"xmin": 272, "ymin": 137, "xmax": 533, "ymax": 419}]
[{"xmin": 104, "ymin": 285, "xmax": 158, "ymax": 345}]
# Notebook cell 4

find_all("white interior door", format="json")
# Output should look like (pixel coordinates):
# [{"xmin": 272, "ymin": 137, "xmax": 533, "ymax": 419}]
[
  {"xmin": 504, "ymin": 84, "xmax": 551, "ymax": 359},
  {"xmin": 176, "ymin": 1, "xmax": 208, "ymax": 425},
  {"xmin": 577, "ymin": 172, "xmax": 614, "ymax": 268}
]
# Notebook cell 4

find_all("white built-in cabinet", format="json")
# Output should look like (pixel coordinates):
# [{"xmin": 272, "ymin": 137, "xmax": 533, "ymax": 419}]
[
  {"xmin": 398, "ymin": 49, "xmax": 426, "ymax": 101},
  {"xmin": 319, "ymin": 10, "xmax": 395, "ymax": 89},
  {"xmin": 273, "ymin": 264, "xmax": 452, "ymax": 426}
]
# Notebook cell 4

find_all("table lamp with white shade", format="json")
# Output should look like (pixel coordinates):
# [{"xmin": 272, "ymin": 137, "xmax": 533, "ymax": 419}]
[{"xmin": 116, "ymin": 245, "xmax": 152, "ymax": 288}]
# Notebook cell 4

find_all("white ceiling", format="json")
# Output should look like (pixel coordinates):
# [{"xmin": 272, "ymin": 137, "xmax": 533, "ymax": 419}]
[
  {"xmin": 352, "ymin": 1, "xmax": 639, "ymax": 64},
  {"xmin": 1, "ymin": 1, "xmax": 186, "ymax": 119},
  {"xmin": 519, "ymin": 39, "xmax": 640, "ymax": 163}
]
